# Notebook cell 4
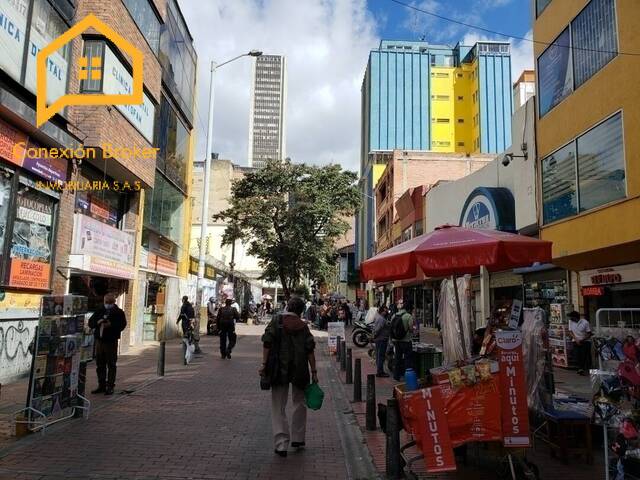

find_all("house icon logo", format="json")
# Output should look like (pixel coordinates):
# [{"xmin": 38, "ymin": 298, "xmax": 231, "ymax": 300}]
[{"xmin": 36, "ymin": 14, "xmax": 144, "ymax": 127}]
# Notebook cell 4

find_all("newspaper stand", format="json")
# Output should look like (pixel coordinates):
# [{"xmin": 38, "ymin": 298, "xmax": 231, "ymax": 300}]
[
  {"xmin": 394, "ymin": 330, "xmax": 539, "ymax": 479},
  {"xmin": 15, "ymin": 295, "xmax": 93, "ymax": 434}
]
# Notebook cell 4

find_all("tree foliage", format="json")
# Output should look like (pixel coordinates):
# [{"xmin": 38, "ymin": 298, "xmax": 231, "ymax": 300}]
[{"xmin": 215, "ymin": 159, "xmax": 360, "ymax": 298}]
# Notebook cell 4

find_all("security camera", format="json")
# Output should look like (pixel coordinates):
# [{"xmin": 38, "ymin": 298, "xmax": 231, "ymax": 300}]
[{"xmin": 500, "ymin": 153, "xmax": 513, "ymax": 167}]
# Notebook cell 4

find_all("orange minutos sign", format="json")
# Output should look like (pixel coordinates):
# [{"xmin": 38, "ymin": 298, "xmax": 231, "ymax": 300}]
[{"xmin": 9, "ymin": 259, "xmax": 51, "ymax": 290}]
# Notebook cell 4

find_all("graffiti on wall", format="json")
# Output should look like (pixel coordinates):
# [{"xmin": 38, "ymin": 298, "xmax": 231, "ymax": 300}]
[{"xmin": 0, "ymin": 319, "xmax": 37, "ymax": 383}]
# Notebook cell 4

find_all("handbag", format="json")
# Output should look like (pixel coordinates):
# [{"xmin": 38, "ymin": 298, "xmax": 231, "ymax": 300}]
[
  {"xmin": 304, "ymin": 382, "xmax": 324, "ymax": 410},
  {"xmin": 260, "ymin": 315, "xmax": 283, "ymax": 391}
]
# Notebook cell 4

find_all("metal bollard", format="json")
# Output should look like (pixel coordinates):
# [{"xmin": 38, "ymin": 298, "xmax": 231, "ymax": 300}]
[
  {"xmin": 340, "ymin": 341, "xmax": 347, "ymax": 371},
  {"xmin": 354, "ymin": 358, "xmax": 362, "ymax": 402},
  {"xmin": 366, "ymin": 374, "xmax": 376, "ymax": 430},
  {"xmin": 386, "ymin": 398, "xmax": 402, "ymax": 479},
  {"xmin": 336, "ymin": 336, "xmax": 342, "ymax": 362},
  {"xmin": 346, "ymin": 348, "xmax": 353, "ymax": 384},
  {"xmin": 157, "ymin": 341, "xmax": 166, "ymax": 376}
]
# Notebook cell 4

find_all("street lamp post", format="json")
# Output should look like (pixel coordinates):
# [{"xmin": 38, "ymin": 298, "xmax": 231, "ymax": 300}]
[{"xmin": 195, "ymin": 50, "xmax": 262, "ymax": 337}]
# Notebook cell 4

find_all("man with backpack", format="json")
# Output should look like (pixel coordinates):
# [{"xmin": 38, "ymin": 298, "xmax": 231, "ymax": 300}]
[
  {"xmin": 216, "ymin": 298, "xmax": 239, "ymax": 359},
  {"xmin": 390, "ymin": 299, "xmax": 415, "ymax": 381}
]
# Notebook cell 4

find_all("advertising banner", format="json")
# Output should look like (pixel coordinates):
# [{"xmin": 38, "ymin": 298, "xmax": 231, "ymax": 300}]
[
  {"xmin": 496, "ymin": 330, "xmax": 530, "ymax": 447},
  {"xmin": 0, "ymin": 0, "xmax": 28, "ymax": 84},
  {"xmin": 440, "ymin": 377, "xmax": 502, "ymax": 447},
  {"xmin": 72, "ymin": 214, "xmax": 135, "ymax": 265},
  {"xmin": 418, "ymin": 387, "xmax": 456, "ymax": 473},
  {"xmin": 9, "ymin": 258, "xmax": 50, "ymax": 290},
  {"xmin": 327, "ymin": 322, "xmax": 345, "ymax": 354}
]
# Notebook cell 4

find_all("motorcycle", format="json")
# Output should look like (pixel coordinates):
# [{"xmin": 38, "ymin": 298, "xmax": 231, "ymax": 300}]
[{"xmin": 352, "ymin": 320, "xmax": 373, "ymax": 348}]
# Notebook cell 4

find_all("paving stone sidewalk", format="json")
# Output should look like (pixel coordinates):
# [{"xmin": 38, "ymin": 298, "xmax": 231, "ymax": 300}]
[{"xmin": 0, "ymin": 330, "xmax": 351, "ymax": 480}]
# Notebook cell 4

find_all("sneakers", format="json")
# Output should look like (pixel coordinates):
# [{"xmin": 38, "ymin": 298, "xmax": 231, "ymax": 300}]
[
  {"xmin": 226, "ymin": 353, "xmax": 232, "ymax": 359},
  {"xmin": 91, "ymin": 386, "xmax": 105, "ymax": 394},
  {"xmin": 104, "ymin": 387, "xmax": 114, "ymax": 396}
]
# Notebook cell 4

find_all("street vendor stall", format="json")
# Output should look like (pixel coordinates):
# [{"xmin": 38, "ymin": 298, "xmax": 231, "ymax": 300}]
[{"xmin": 360, "ymin": 225, "xmax": 553, "ymax": 477}]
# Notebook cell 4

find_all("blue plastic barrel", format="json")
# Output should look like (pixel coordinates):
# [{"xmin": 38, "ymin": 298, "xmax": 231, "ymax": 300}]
[{"xmin": 405, "ymin": 368, "xmax": 418, "ymax": 391}]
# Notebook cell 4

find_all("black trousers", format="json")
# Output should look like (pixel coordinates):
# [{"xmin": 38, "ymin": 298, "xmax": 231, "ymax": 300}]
[
  {"xmin": 393, "ymin": 341, "xmax": 413, "ymax": 381},
  {"xmin": 575, "ymin": 340, "xmax": 592, "ymax": 372},
  {"xmin": 95, "ymin": 339, "xmax": 118, "ymax": 388},
  {"xmin": 220, "ymin": 327, "xmax": 236, "ymax": 356}
]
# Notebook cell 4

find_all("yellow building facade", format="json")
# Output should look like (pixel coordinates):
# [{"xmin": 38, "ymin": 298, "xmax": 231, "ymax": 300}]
[{"xmin": 534, "ymin": 0, "xmax": 640, "ymax": 315}]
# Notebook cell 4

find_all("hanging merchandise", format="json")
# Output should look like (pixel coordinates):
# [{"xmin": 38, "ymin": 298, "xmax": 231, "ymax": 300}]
[
  {"xmin": 521, "ymin": 307, "xmax": 552, "ymax": 413},
  {"xmin": 439, "ymin": 275, "xmax": 472, "ymax": 364}
]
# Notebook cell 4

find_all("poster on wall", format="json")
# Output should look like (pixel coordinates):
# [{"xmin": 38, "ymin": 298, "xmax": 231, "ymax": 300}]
[
  {"xmin": 0, "ymin": 0, "xmax": 28, "ymax": 84},
  {"xmin": 24, "ymin": 0, "xmax": 70, "ymax": 105},
  {"xmin": 71, "ymin": 214, "xmax": 135, "ymax": 265},
  {"xmin": 538, "ymin": 28, "xmax": 572, "ymax": 116},
  {"xmin": 102, "ymin": 45, "xmax": 155, "ymax": 143}
]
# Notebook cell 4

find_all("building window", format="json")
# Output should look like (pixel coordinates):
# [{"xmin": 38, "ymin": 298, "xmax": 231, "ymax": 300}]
[
  {"xmin": 537, "ymin": 28, "xmax": 572, "ymax": 117},
  {"xmin": 542, "ymin": 142, "xmax": 577, "ymax": 223},
  {"xmin": 159, "ymin": 0, "xmax": 197, "ymax": 123},
  {"xmin": 536, "ymin": 0, "xmax": 553, "ymax": 17},
  {"xmin": 123, "ymin": 0, "xmax": 161, "ymax": 53},
  {"xmin": 155, "ymin": 95, "xmax": 190, "ymax": 193},
  {"xmin": 143, "ymin": 173, "xmax": 185, "ymax": 244},
  {"xmin": 457, "ymin": 142, "xmax": 465, "ymax": 147},
  {"xmin": 80, "ymin": 41, "xmax": 104, "ymax": 93},
  {"xmin": 457, "ymin": 96, "xmax": 464, "ymax": 100},
  {"xmin": 443, "ymin": 55, "xmax": 454, "ymax": 67},
  {"xmin": 0, "ymin": 169, "xmax": 13, "ymax": 271},
  {"xmin": 572, "ymin": 0, "xmax": 617, "ymax": 89},
  {"xmin": 576, "ymin": 112, "xmax": 625, "ymax": 212},
  {"xmin": 414, "ymin": 219, "xmax": 424, "ymax": 237},
  {"xmin": 436, "ymin": 118, "xmax": 450, "ymax": 123},
  {"xmin": 75, "ymin": 168, "xmax": 127, "ymax": 228},
  {"xmin": 538, "ymin": 0, "xmax": 617, "ymax": 117},
  {"xmin": 457, "ymin": 119, "xmax": 464, "ymax": 123}
]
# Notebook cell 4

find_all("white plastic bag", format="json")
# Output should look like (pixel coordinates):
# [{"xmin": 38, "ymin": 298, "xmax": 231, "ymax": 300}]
[{"xmin": 184, "ymin": 338, "xmax": 195, "ymax": 364}]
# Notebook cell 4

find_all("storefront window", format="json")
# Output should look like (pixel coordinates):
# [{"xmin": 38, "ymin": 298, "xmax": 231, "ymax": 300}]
[
  {"xmin": 74, "ymin": 168, "xmax": 127, "ymax": 227},
  {"xmin": 155, "ymin": 95, "xmax": 189, "ymax": 192},
  {"xmin": 537, "ymin": 28, "xmax": 572, "ymax": 117},
  {"xmin": 159, "ymin": 0, "xmax": 196, "ymax": 122},
  {"xmin": 7, "ymin": 180, "xmax": 56, "ymax": 290},
  {"xmin": 542, "ymin": 142, "xmax": 577, "ymax": 224},
  {"xmin": 144, "ymin": 173, "xmax": 185, "ymax": 244},
  {"xmin": 0, "ymin": 170, "xmax": 13, "ymax": 268}
]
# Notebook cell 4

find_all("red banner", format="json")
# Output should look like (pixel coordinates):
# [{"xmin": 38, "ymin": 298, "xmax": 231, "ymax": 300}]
[
  {"xmin": 397, "ymin": 387, "xmax": 456, "ymax": 472},
  {"xmin": 496, "ymin": 330, "xmax": 530, "ymax": 447},
  {"xmin": 440, "ymin": 377, "xmax": 502, "ymax": 447},
  {"xmin": 419, "ymin": 387, "xmax": 456, "ymax": 472}
]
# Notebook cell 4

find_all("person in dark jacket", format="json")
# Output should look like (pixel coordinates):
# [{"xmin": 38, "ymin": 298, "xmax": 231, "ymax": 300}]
[
  {"xmin": 260, "ymin": 297, "xmax": 317, "ymax": 457},
  {"xmin": 216, "ymin": 298, "xmax": 239, "ymax": 359},
  {"xmin": 177, "ymin": 296, "xmax": 195, "ymax": 336},
  {"xmin": 88, "ymin": 293, "xmax": 127, "ymax": 395},
  {"xmin": 372, "ymin": 305, "xmax": 390, "ymax": 377}
]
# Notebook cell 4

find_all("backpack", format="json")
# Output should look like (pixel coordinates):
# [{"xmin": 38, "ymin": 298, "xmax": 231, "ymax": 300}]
[{"xmin": 390, "ymin": 313, "xmax": 407, "ymax": 340}]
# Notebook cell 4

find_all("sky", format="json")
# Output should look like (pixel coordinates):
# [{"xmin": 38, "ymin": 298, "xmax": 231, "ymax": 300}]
[{"xmin": 178, "ymin": 0, "xmax": 534, "ymax": 173}]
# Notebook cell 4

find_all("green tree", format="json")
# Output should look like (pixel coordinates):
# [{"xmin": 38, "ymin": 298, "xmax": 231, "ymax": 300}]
[{"xmin": 215, "ymin": 159, "xmax": 360, "ymax": 299}]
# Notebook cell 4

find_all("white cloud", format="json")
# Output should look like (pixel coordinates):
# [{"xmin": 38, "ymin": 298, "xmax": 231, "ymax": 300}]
[
  {"xmin": 178, "ymin": 0, "xmax": 379, "ymax": 172},
  {"xmin": 461, "ymin": 30, "xmax": 534, "ymax": 80}
]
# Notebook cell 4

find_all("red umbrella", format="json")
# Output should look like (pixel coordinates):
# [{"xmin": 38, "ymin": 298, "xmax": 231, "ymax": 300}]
[{"xmin": 360, "ymin": 225, "xmax": 552, "ymax": 356}]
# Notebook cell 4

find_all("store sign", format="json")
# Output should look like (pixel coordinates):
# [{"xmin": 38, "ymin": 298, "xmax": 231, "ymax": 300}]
[
  {"xmin": 459, "ymin": 187, "xmax": 515, "ymax": 232},
  {"xmin": 155, "ymin": 255, "xmax": 177, "ymax": 276},
  {"xmin": 0, "ymin": 292, "xmax": 41, "ymax": 320},
  {"xmin": 139, "ymin": 246, "xmax": 149, "ymax": 268},
  {"xmin": 22, "ymin": 141, "xmax": 67, "ymax": 182},
  {"xmin": 71, "ymin": 214, "xmax": 135, "ymax": 265},
  {"xmin": 0, "ymin": 118, "xmax": 27, "ymax": 163},
  {"xmin": 582, "ymin": 286, "xmax": 605, "ymax": 297},
  {"xmin": 205, "ymin": 265, "xmax": 215, "ymax": 279},
  {"xmin": 9, "ymin": 258, "xmax": 51, "ymax": 290},
  {"xmin": 68, "ymin": 254, "xmax": 135, "ymax": 279},
  {"xmin": 580, "ymin": 263, "xmax": 640, "ymax": 287},
  {"xmin": 189, "ymin": 257, "xmax": 198, "ymax": 275},
  {"xmin": 0, "ymin": 0, "xmax": 28, "ymax": 84},
  {"xmin": 327, "ymin": 322, "xmax": 345, "ymax": 354},
  {"xmin": 496, "ymin": 330, "xmax": 530, "ymax": 447},
  {"xmin": 103, "ymin": 45, "xmax": 155, "ymax": 143}
]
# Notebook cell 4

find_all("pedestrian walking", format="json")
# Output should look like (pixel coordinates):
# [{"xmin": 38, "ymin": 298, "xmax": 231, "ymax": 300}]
[
  {"xmin": 177, "ymin": 296, "xmax": 196, "ymax": 337},
  {"xmin": 390, "ymin": 299, "xmax": 415, "ymax": 381},
  {"xmin": 568, "ymin": 310, "xmax": 593, "ymax": 375},
  {"xmin": 372, "ymin": 305, "xmax": 390, "ymax": 377},
  {"xmin": 88, "ymin": 293, "xmax": 127, "ymax": 396},
  {"xmin": 260, "ymin": 297, "xmax": 318, "ymax": 457},
  {"xmin": 216, "ymin": 298, "xmax": 239, "ymax": 359}
]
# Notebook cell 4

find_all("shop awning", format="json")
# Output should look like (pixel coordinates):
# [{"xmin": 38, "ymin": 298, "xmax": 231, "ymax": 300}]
[{"xmin": 360, "ymin": 225, "xmax": 553, "ymax": 283}]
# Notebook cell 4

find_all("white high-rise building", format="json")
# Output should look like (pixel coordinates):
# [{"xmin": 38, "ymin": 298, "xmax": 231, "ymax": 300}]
[{"xmin": 248, "ymin": 55, "xmax": 287, "ymax": 168}]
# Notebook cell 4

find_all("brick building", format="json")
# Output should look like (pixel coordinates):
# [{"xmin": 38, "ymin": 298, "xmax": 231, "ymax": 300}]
[
  {"xmin": 374, "ymin": 150, "xmax": 493, "ymax": 253},
  {"xmin": 0, "ymin": 0, "xmax": 196, "ymax": 385}
]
